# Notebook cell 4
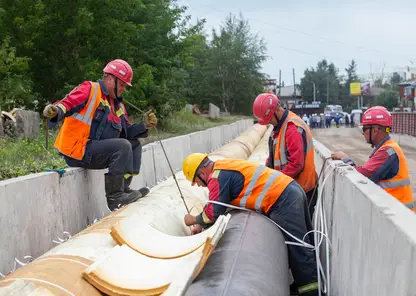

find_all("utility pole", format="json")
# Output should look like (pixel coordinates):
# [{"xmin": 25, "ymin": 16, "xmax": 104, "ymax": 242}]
[
  {"xmin": 326, "ymin": 79, "xmax": 329, "ymax": 105},
  {"xmin": 292, "ymin": 68, "xmax": 296, "ymax": 98},
  {"xmin": 313, "ymin": 83, "xmax": 316, "ymax": 102},
  {"xmin": 278, "ymin": 70, "xmax": 281, "ymax": 96}
]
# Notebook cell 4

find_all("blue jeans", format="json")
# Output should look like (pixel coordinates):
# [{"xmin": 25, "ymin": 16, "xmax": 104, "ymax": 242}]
[{"xmin": 268, "ymin": 181, "xmax": 318, "ymax": 295}]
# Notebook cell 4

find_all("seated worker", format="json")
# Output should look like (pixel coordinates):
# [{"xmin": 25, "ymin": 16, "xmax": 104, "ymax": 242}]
[
  {"xmin": 43, "ymin": 59, "xmax": 157, "ymax": 211},
  {"xmin": 332, "ymin": 106, "xmax": 414, "ymax": 210},
  {"xmin": 253, "ymin": 93, "xmax": 318, "ymax": 216},
  {"xmin": 182, "ymin": 153, "xmax": 319, "ymax": 296}
]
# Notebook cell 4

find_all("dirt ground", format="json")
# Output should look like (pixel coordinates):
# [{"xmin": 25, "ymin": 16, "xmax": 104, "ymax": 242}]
[{"xmin": 313, "ymin": 126, "xmax": 416, "ymax": 195}]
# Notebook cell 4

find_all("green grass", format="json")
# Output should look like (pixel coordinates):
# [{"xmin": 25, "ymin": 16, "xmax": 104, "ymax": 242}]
[{"xmin": 0, "ymin": 110, "xmax": 249, "ymax": 180}]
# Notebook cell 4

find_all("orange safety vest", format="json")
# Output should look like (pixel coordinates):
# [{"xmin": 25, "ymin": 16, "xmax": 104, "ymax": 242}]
[
  {"xmin": 376, "ymin": 139, "xmax": 414, "ymax": 209},
  {"xmin": 272, "ymin": 111, "xmax": 317, "ymax": 192},
  {"xmin": 54, "ymin": 82, "xmax": 103, "ymax": 160},
  {"xmin": 213, "ymin": 159, "xmax": 294, "ymax": 214}
]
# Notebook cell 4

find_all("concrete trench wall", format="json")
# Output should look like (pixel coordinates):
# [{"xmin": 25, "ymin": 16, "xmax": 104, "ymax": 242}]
[
  {"xmin": 0, "ymin": 119, "xmax": 253, "ymax": 274},
  {"xmin": 313, "ymin": 138, "xmax": 416, "ymax": 296}
]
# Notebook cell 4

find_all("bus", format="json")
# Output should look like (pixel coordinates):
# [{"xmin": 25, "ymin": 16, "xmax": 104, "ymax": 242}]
[{"xmin": 324, "ymin": 105, "xmax": 343, "ymax": 116}]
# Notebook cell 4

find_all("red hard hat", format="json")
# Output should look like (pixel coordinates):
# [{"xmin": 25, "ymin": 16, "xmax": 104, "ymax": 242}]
[
  {"xmin": 253, "ymin": 93, "xmax": 279, "ymax": 125},
  {"xmin": 103, "ymin": 59, "xmax": 133, "ymax": 86},
  {"xmin": 361, "ymin": 106, "xmax": 392, "ymax": 127}
]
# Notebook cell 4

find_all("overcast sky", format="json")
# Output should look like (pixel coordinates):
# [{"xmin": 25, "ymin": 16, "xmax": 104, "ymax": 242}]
[{"xmin": 177, "ymin": 0, "xmax": 416, "ymax": 84}]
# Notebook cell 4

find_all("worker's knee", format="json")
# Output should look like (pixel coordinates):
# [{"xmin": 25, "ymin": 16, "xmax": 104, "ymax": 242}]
[{"xmin": 117, "ymin": 138, "xmax": 133, "ymax": 153}]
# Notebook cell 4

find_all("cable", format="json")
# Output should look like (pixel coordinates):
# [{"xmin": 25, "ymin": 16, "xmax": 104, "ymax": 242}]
[
  {"xmin": 202, "ymin": 157, "xmax": 340, "ymax": 296},
  {"xmin": 194, "ymin": 3, "xmax": 415, "ymax": 62},
  {"xmin": 122, "ymin": 99, "xmax": 190, "ymax": 214}
]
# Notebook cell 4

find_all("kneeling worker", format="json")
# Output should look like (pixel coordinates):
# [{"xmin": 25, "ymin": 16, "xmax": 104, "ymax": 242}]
[
  {"xmin": 182, "ymin": 153, "xmax": 319, "ymax": 296},
  {"xmin": 331, "ymin": 106, "xmax": 414, "ymax": 209},
  {"xmin": 43, "ymin": 59, "xmax": 158, "ymax": 211}
]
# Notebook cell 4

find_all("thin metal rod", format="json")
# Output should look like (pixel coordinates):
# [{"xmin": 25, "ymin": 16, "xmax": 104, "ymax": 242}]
[{"xmin": 123, "ymin": 99, "xmax": 190, "ymax": 214}]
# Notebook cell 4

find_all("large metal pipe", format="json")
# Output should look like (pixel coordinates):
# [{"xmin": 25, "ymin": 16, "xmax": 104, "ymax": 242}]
[
  {"xmin": 186, "ymin": 211, "xmax": 289, "ymax": 296},
  {"xmin": 187, "ymin": 125, "xmax": 290, "ymax": 296}
]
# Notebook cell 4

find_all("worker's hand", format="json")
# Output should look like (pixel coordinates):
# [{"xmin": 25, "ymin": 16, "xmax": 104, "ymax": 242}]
[
  {"xmin": 184, "ymin": 214, "xmax": 196, "ymax": 226},
  {"xmin": 43, "ymin": 104, "xmax": 58, "ymax": 118},
  {"xmin": 191, "ymin": 224, "xmax": 203, "ymax": 235},
  {"xmin": 331, "ymin": 151, "xmax": 348, "ymax": 160},
  {"xmin": 144, "ymin": 110, "xmax": 157, "ymax": 128}
]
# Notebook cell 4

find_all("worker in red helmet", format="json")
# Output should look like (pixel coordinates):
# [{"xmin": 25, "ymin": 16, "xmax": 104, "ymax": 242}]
[
  {"xmin": 253, "ymin": 93, "xmax": 318, "ymax": 216},
  {"xmin": 332, "ymin": 106, "xmax": 414, "ymax": 210},
  {"xmin": 43, "ymin": 59, "xmax": 157, "ymax": 211}
]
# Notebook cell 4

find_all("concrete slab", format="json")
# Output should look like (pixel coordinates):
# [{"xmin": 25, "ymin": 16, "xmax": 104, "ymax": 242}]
[
  {"xmin": 15, "ymin": 110, "xmax": 40, "ymax": 139},
  {"xmin": 208, "ymin": 103, "xmax": 220, "ymax": 118},
  {"xmin": 152, "ymin": 135, "xmax": 191, "ymax": 182},
  {"xmin": 130, "ymin": 143, "xmax": 156, "ymax": 189},
  {"xmin": 221, "ymin": 124, "xmax": 233, "ymax": 144},
  {"xmin": 189, "ymin": 130, "xmax": 210, "ymax": 154},
  {"xmin": 185, "ymin": 104, "xmax": 193, "ymax": 113},
  {"xmin": 209, "ymin": 126, "xmax": 223, "ymax": 152},
  {"xmin": 313, "ymin": 138, "xmax": 416, "ymax": 296}
]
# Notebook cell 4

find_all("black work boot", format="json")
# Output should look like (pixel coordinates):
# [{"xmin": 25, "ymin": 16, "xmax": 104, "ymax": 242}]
[
  {"xmin": 105, "ymin": 174, "xmax": 144, "ymax": 211},
  {"xmin": 124, "ymin": 176, "xmax": 150, "ymax": 197}
]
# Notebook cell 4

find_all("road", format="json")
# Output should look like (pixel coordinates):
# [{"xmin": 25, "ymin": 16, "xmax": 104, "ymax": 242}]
[{"xmin": 313, "ymin": 126, "xmax": 416, "ymax": 195}]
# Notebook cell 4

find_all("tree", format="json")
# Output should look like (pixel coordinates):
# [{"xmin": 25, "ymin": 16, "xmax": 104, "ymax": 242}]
[
  {"xmin": 188, "ymin": 13, "xmax": 267, "ymax": 114},
  {"xmin": 390, "ymin": 72, "xmax": 402, "ymax": 89},
  {"xmin": 375, "ymin": 90, "xmax": 399, "ymax": 110},
  {"xmin": 345, "ymin": 59, "xmax": 359, "ymax": 82},
  {"xmin": 299, "ymin": 59, "xmax": 340, "ymax": 104},
  {"xmin": 0, "ymin": 37, "xmax": 37, "ymax": 110}
]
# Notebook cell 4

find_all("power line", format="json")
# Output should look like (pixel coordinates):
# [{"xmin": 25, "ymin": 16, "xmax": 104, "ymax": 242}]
[{"xmin": 191, "ymin": 3, "xmax": 415, "ymax": 62}]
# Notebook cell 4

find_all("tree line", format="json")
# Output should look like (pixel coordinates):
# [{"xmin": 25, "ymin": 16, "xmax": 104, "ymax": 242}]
[
  {"xmin": 299, "ymin": 59, "xmax": 403, "ymax": 112},
  {"xmin": 0, "ymin": 1, "xmax": 267, "ymax": 119}
]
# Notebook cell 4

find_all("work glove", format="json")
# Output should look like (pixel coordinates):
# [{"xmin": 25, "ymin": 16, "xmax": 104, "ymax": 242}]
[
  {"xmin": 144, "ymin": 110, "xmax": 157, "ymax": 128},
  {"xmin": 43, "ymin": 104, "xmax": 58, "ymax": 118}
]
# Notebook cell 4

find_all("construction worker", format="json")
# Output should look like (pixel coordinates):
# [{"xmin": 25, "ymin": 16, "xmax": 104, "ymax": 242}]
[
  {"xmin": 331, "ymin": 106, "xmax": 414, "ymax": 209},
  {"xmin": 252, "ymin": 93, "xmax": 318, "ymax": 216},
  {"xmin": 43, "ymin": 59, "xmax": 157, "ymax": 211},
  {"xmin": 182, "ymin": 153, "xmax": 319, "ymax": 296}
]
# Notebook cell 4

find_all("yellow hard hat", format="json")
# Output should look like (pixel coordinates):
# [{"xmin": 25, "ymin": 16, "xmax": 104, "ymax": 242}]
[{"xmin": 182, "ymin": 153, "xmax": 208, "ymax": 185}]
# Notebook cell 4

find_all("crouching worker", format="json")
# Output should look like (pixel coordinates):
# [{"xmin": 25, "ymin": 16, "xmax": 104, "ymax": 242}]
[
  {"xmin": 43, "ymin": 59, "xmax": 158, "ymax": 211},
  {"xmin": 182, "ymin": 153, "xmax": 319, "ymax": 296}
]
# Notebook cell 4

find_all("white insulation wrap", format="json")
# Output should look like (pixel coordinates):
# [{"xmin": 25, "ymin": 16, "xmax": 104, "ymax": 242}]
[{"xmin": 0, "ymin": 124, "xmax": 269, "ymax": 295}]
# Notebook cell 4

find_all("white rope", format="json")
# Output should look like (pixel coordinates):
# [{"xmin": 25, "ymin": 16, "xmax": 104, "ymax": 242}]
[
  {"xmin": 204, "ymin": 159, "xmax": 341, "ymax": 296},
  {"xmin": 0, "ymin": 278, "xmax": 75, "ymax": 296}
]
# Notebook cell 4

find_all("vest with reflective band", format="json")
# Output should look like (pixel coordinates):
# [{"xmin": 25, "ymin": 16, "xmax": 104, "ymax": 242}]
[
  {"xmin": 273, "ymin": 111, "xmax": 317, "ymax": 192},
  {"xmin": 213, "ymin": 159, "xmax": 293, "ymax": 214},
  {"xmin": 54, "ymin": 82, "xmax": 102, "ymax": 160},
  {"xmin": 376, "ymin": 139, "xmax": 414, "ymax": 209}
]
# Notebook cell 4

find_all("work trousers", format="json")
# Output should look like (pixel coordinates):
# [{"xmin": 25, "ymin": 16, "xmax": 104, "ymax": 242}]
[
  {"xmin": 268, "ymin": 181, "xmax": 318, "ymax": 296},
  {"xmin": 64, "ymin": 138, "xmax": 142, "ymax": 176},
  {"xmin": 306, "ymin": 186, "xmax": 318, "ymax": 218}
]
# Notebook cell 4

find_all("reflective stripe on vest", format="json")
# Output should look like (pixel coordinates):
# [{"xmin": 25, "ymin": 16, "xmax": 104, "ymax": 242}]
[
  {"xmin": 70, "ymin": 82, "xmax": 99, "ymax": 125},
  {"xmin": 239, "ymin": 165, "xmax": 282, "ymax": 211},
  {"xmin": 273, "ymin": 117, "xmax": 313, "ymax": 169},
  {"xmin": 375, "ymin": 139, "xmax": 414, "ymax": 210},
  {"xmin": 378, "ymin": 179, "xmax": 411, "ymax": 189},
  {"xmin": 54, "ymin": 82, "xmax": 102, "ymax": 160},
  {"xmin": 213, "ymin": 159, "xmax": 293, "ymax": 214}
]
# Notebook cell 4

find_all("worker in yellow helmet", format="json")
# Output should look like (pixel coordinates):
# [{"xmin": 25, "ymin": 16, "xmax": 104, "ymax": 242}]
[{"xmin": 182, "ymin": 153, "xmax": 319, "ymax": 296}]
